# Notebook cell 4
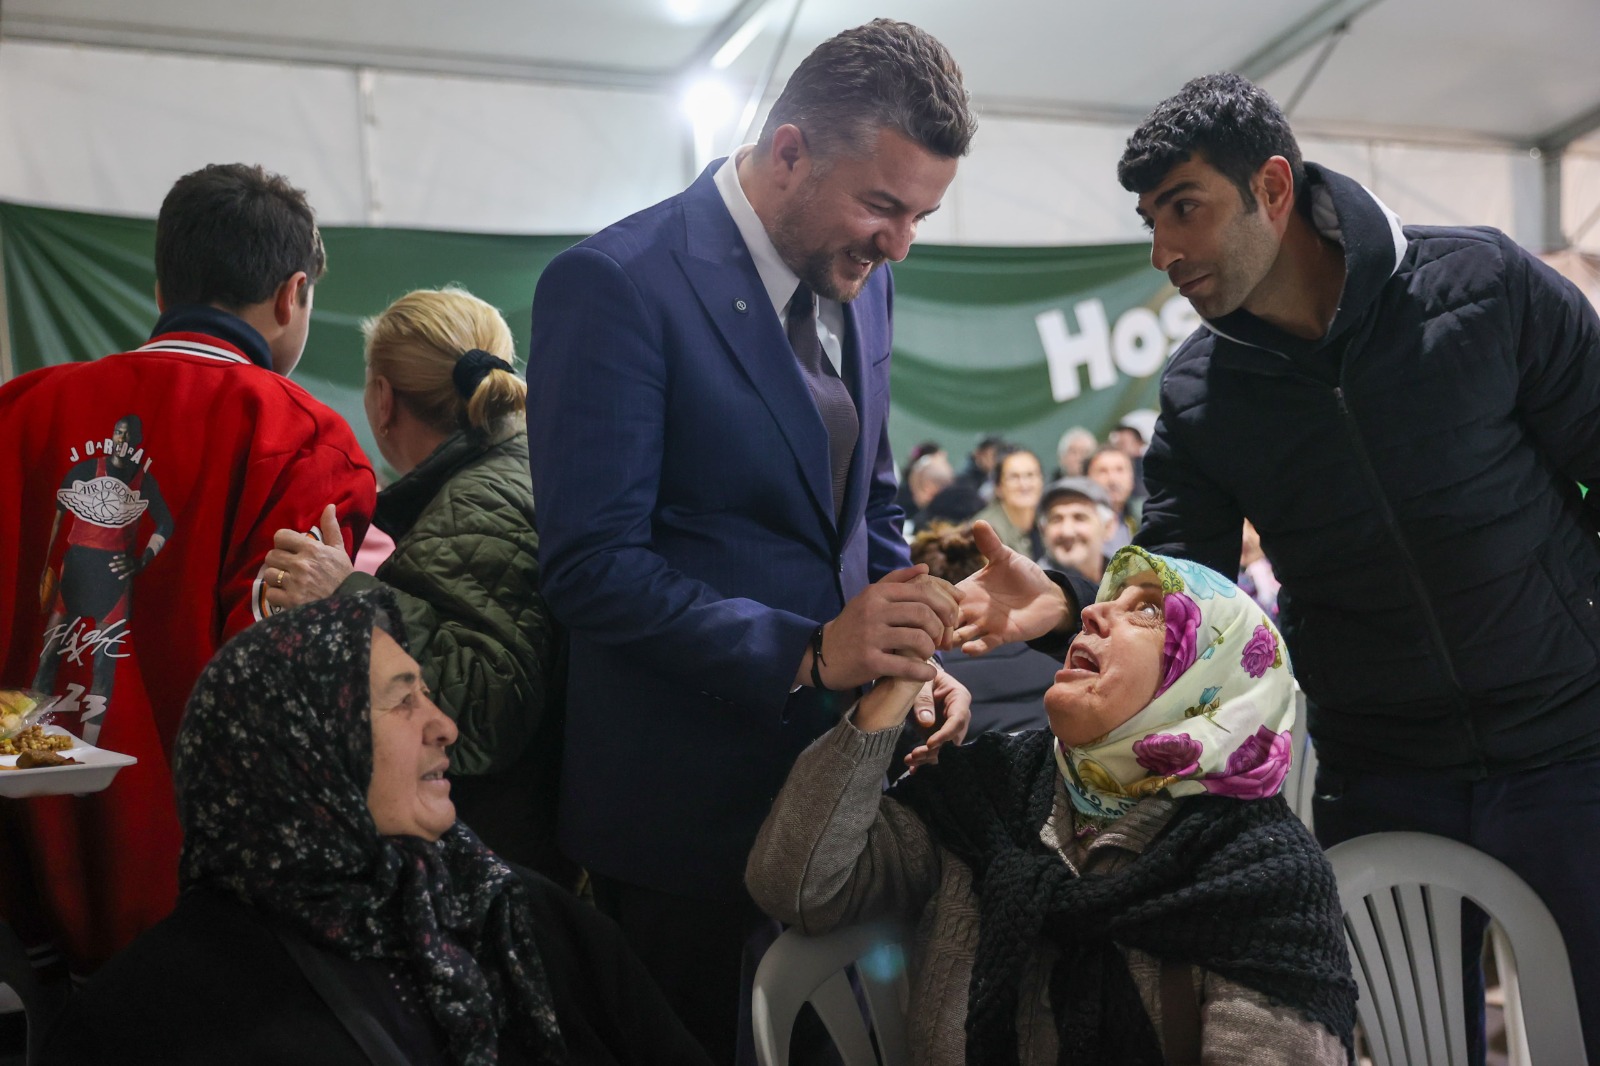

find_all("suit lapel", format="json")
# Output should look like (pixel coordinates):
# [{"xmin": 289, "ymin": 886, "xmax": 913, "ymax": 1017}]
[{"xmin": 675, "ymin": 167, "xmax": 835, "ymax": 529}]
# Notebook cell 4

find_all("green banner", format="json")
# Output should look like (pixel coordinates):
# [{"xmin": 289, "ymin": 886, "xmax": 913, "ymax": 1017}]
[{"xmin": 1, "ymin": 201, "xmax": 1189, "ymax": 477}]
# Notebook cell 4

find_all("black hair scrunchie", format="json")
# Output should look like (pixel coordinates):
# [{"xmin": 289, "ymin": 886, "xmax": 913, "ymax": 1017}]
[{"xmin": 452, "ymin": 348, "xmax": 514, "ymax": 398}]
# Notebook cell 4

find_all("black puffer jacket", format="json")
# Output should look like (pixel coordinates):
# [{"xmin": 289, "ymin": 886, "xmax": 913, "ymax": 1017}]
[{"xmin": 1138, "ymin": 163, "xmax": 1600, "ymax": 778}]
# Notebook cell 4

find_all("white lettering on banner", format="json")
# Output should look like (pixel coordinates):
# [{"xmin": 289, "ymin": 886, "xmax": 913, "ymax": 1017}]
[
  {"xmin": 1111, "ymin": 308, "xmax": 1166, "ymax": 378},
  {"xmin": 1036, "ymin": 300, "xmax": 1115, "ymax": 402},
  {"xmin": 1036, "ymin": 294, "xmax": 1201, "ymax": 402}
]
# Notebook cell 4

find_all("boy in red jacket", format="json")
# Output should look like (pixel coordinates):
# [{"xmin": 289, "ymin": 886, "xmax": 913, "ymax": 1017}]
[{"xmin": 0, "ymin": 164, "xmax": 376, "ymax": 972}]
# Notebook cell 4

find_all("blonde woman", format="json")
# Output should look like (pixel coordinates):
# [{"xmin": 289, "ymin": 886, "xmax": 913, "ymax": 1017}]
[{"xmin": 264, "ymin": 287, "xmax": 569, "ymax": 881}]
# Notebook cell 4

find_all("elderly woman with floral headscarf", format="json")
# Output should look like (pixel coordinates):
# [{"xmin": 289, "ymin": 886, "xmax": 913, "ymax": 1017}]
[
  {"xmin": 746, "ymin": 545, "xmax": 1355, "ymax": 1065},
  {"xmin": 39, "ymin": 590, "xmax": 709, "ymax": 1066}
]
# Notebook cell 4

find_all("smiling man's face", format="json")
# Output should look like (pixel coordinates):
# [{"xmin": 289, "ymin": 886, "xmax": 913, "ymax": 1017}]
[{"xmin": 769, "ymin": 127, "xmax": 957, "ymax": 303}]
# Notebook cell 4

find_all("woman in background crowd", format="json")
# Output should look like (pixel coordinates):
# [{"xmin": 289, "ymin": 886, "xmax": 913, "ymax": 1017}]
[
  {"xmin": 263, "ymin": 287, "xmax": 568, "ymax": 882},
  {"xmin": 1053, "ymin": 426, "xmax": 1097, "ymax": 478},
  {"xmin": 40, "ymin": 592, "xmax": 708, "ymax": 1066},
  {"xmin": 1238, "ymin": 519, "xmax": 1281, "ymax": 618},
  {"xmin": 973, "ymin": 447, "xmax": 1045, "ymax": 559}
]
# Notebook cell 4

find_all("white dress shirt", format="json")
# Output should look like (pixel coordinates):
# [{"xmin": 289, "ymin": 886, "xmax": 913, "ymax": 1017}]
[{"xmin": 714, "ymin": 148, "xmax": 847, "ymax": 376}]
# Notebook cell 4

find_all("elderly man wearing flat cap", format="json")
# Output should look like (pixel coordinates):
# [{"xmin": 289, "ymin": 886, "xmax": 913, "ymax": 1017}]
[{"xmin": 1035, "ymin": 476, "xmax": 1115, "ymax": 584}]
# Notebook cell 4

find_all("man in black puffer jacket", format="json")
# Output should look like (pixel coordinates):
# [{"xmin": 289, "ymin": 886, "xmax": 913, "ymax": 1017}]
[{"xmin": 1112, "ymin": 74, "xmax": 1600, "ymax": 1064}]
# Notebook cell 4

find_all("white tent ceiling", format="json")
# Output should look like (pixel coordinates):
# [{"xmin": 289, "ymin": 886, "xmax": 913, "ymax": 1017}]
[
  {"xmin": 2, "ymin": 0, "xmax": 1597, "ymax": 247},
  {"xmin": 9, "ymin": 0, "xmax": 1599, "ymax": 147}
]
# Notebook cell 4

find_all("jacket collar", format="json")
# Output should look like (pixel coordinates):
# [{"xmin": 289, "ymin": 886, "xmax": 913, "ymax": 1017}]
[
  {"xmin": 146, "ymin": 304, "xmax": 275, "ymax": 370},
  {"xmin": 375, "ymin": 425, "xmax": 526, "ymax": 538},
  {"xmin": 1203, "ymin": 162, "xmax": 1406, "ymax": 360}
]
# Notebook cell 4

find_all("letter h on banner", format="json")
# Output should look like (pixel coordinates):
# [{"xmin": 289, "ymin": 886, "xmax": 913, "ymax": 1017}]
[{"xmin": 1036, "ymin": 299, "xmax": 1116, "ymax": 402}]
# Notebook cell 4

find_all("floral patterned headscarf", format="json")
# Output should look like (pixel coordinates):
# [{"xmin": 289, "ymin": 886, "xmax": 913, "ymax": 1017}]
[
  {"xmin": 173, "ymin": 590, "xmax": 565, "ymax": 1065},
  {"xmin": 1055, "ymin": 546, "xmax": 1296, "ymax": 821}
]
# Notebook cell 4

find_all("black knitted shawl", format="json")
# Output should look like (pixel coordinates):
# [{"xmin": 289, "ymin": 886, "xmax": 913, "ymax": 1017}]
[{"xmin": 889, "ymin": 729, "xmax": 1355, "ymax": 1065}]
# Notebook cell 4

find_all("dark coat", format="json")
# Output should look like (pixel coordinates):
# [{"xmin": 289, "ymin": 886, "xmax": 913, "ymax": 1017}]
[
  {"xmin": 1138, "ymin": 162, "xmax": 1600, "ymax": 778},
  {"xmin": 527, "ymin": 162, "xmax": 908, "ymax": 899},
  {"xmin": 38, "ymin": 874, "xmax": 710, "ymax": 1066}
]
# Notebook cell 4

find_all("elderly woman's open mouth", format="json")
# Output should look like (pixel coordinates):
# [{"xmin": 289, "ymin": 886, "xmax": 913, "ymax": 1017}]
[{"xmin": 1063, "ymin": 643, "xmax": 1100, "ymax": 676}]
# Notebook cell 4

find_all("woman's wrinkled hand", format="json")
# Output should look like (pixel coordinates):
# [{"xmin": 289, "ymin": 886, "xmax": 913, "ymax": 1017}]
[
  {"xmin": 902, "ymin": 664, "xmax": 971, "ymax": 772},
  {"xmin": 263, "ymin": 504, "xmax": 354, "ymax": 610}
]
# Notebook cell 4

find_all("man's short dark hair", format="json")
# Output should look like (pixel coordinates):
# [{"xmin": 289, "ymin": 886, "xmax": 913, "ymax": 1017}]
[
  {"xmin": 757, "ymin": 19, "xmax": 975, "ymax": 162},
  {"xmin": 1117, "ymin": 73, "xmax": 1303, "ymax": 211},
  {"xmin": 155, "ymin": 164, "xmax": 326, "ymax": 310}
]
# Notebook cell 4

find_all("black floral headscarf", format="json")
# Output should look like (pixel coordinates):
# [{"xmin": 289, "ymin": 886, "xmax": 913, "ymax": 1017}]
[{"xmin": 173, "ymin": 589, "xmax": 565, "ymax": 1065}]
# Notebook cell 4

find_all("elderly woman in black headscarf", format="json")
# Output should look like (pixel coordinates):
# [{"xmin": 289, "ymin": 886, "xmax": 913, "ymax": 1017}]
[{"xmin": 39, "ymin": 590, "xmax": 709, "ymax": 1066}]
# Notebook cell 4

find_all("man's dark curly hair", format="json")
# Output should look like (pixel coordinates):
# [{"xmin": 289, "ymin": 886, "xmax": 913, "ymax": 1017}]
[{"xmin": 1117, "ymin": 73, "xmax": 1303, "ymax": 211}]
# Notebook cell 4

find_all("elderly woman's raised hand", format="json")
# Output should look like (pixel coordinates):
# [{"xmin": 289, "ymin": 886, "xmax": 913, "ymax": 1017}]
[
  {"xmin": 901, "ymin": 664, "xmax": 971, "ymax": 771},
  {"xmin": 950, "ymin": 520, "xmax": 1074, "ymax": 655},
  {"xmin": 850, "ymin": 651, "xmax": 972, "ymax": 772},
  {"xmin": 262, "ymin": 503, "xmax": 354, "ymax": 610}
]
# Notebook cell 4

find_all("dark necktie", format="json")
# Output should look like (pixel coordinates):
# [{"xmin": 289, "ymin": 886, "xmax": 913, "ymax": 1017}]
[{"xmin": 785, "ymin": 283, "xmax": 859, "ymax": 518}]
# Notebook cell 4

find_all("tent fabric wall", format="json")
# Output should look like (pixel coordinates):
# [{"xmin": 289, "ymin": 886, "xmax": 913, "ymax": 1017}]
[
  {"xmin": 0, "ymin": 200, "xmax": 1176, "ymax": 476},
  {"xmin": 0, "ymin": 41, "xmax": 367, "ymax": 224},
  {"xmin": 1566, "ymin": 153, "xmax": 1600, "ymax": 253},
  {"xmin": 1, "ymin": 39, "xmax": 1588, "ymax": 250}
]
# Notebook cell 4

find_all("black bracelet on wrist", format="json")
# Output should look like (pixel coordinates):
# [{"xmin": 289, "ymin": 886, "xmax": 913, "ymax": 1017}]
[{"xmin": 810, "ymin": 624, "xmax": 829, "ymax": 691}]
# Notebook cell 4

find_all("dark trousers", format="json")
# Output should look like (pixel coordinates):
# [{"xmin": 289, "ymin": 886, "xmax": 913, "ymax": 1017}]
[
  {"xmin": 1313, "ymin": 755, "xmax": 1600, "ymax": 1066},
  {"xmin": 589, "ymin": 873, "xmax": 774, "ymax": 1066}
]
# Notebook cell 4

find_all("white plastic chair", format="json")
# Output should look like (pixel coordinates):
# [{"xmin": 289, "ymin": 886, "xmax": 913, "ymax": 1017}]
[
  {"xmin": 751, "ymin": 920, "xmax": 911, "ymax": 1066},
  {"xmin": 1326, "ymin": 832, "xmax": 1586, "ymax": 1066}
]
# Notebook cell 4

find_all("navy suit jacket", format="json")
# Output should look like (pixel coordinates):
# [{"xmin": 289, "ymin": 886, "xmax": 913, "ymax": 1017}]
[{"xmin": 527, "ymin": 162, "xmax": 910, "ymax": 899}]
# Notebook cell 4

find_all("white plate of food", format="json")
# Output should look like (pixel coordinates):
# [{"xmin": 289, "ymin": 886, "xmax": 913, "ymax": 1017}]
[{"xmin": 0, "ymin": 724, "xmax": 137, "ymax": 798}]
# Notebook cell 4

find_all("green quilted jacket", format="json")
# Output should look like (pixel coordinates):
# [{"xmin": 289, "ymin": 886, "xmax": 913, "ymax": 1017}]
[{"xmin": 340, "ymin": 425, "xmax": 558, "ymax": 779}]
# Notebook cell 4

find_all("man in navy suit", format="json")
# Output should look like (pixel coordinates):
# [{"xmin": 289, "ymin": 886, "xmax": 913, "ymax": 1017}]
[{"xmin": 528, "ymin": 20, "xmax": 976, "ymax": 1060}]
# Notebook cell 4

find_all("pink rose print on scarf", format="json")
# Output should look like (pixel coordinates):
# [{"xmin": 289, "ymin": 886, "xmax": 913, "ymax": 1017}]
[
  {"xmin": 1157, "ymin": 592, "xmax": 1201, "ymax": 696},
  {"xmin": 1133, "ymin": 733, "xmax": 1203, "ymax": 778},
  {"xmin": 1202, "ymin": 725, "xmax": 1291, "ymax": 799},
  {"xmin": 1239, "ymin": 624, "xmax": 1277, "ymax": 678}
]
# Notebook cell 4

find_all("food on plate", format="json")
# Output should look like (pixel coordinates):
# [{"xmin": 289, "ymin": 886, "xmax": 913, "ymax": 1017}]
[
  {"xmin": 0, "ymin": 725, "xmax": 75, "ymax": 757},
  {"xmin": 0, "ymin": 690, "xmax": 43, "ymax": 740},
  {"xmin": 16, "ymin": 749, "xmax": 79, "ymax": 769}
]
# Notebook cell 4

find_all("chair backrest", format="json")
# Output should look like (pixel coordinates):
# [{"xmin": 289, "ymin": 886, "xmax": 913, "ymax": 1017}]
[
  {"xmin": 751, "ymin": 920, "xmax": 911, "ymax": 1066},
  {"xmin": 1326, "ymin": 832, "xmax": 1586, "ymax": 1066}
]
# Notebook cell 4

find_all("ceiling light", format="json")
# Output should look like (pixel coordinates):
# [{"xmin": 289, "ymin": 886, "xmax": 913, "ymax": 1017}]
[{"xmin": 682, "ymin": 77, "xmax": 736, "ymax": 129}]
